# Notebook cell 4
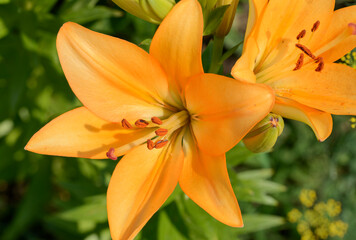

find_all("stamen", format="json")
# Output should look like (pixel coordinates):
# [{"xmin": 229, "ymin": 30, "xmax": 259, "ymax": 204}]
[
  {"xmin": 315, "ymin": 57, "xmax": 323, "ymax": 64},
  {"xmin": 296, "ymin": 30, "xmax": 306, "ymax": 40},
  {"xmin": 151, "ymin": 116, "xmax": 163, "ymax": 125},
  {"xmin": 349, "ymin": 23, "xmax": 356, "ymax": 35},
  {"xmin": 155, "ymin": 128, "xmax": 168, "ymax": 136},
  {"xmin": 135, "ymin": 119, "xmax": 149, "ymax": 128},
  {"xmin": 311, "ymin": 20, "xmax": 320, "ymax": 32},
  {"xmin": 155, "ymin": 140, "xmax": 168, "ymax": 149},
  {"xmin": 147, "ymin": 139, "xmax": 155, "ymax": 150},
  {"xmin": 106, "ymin": 148, "xmax": 117, "ymax": 160},
  {"xmin": 293, "ymin": 53, "xmax": 304, "ymax": 71},
  {"xmin": 315, "ymin": 59, "xmax": 324, "ymax": 72},
  {"xmin": 121, "ymin": 119, "xmax": 132, "ymax": 129},
  {"xmin": 295, "ymin": 44, "xmax": 316, "ymax": 59}
]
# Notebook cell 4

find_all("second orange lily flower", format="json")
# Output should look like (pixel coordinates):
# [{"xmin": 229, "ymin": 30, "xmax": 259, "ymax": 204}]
[
  {"xmin": 25, "ymin": 0, "xmax": 274, "ymax": 239},
  {"xmin": 232, "ymin": 0, "xmax": 356, "ymax": 142}
]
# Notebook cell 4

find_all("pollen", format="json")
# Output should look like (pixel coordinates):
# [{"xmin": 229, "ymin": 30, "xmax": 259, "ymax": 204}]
[
  {"xmin": 147, "ymin": 139, "xmax": 155, "ymax": 150},
  {"xmin": 295, "ymin": 44, "xmax": 316, "ymax": 59},
  {"xmin": 296, "ymin": 29, "xmax": 306, "ymax": 40},
  {"xmin": 135, "ymin": 119, "xmax": 149, "ymax": 128},
  {"xmin": 106, "ymin": 148, "xmax": 118, "ymax": 160},
  {"xmin": 151, "ymin": 116, "xmax": 163, "ymax": 125},
  {"xmin": 293, "ymin": 53, "xmax": 304, "ymax": 71},
  {"xmin": 121, "ymin": 119, "xmax": 132, "ymax": 129},
  {"xmin": 155, "ymin": 128, "xmax": 168, "ymax": 136},
  {"xmin": 155, "ymin": 139, "xmax": 168, "ymax": 149},
  {"xmin": 311, "ymin": 20, "xmax": 320, "ymax": 32}
]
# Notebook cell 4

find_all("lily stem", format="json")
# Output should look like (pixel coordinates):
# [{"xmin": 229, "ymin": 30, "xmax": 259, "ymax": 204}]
[{"xmin": 208, "ymin": 36, "xmax": 225, "ymax": 74}]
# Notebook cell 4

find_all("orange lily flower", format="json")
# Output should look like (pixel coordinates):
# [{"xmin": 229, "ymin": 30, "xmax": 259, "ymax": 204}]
[
  {"xmin": 232, "ymin": 0, "xmax": 356, "ymax": 141},
  {"xmin": 25, "ymin": 0, "xmax": 274, "ymax": 239}
]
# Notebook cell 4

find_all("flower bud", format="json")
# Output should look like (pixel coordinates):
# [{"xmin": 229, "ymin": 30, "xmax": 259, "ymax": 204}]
[
  {"xmin": 112, "ymin": 0, "xmax": 175, "ymax": 24},
  {"xmin": 215, "ymin": 0, "xmax": 239, "ymax": 37},
  {"xmin": 243, "ymin": 113, "xmax": 284, "ymax": 153}
]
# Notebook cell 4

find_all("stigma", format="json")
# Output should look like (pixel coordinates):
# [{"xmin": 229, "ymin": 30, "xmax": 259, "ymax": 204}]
[{"xmin": 106, "ymin": 148, "xmax": 118, "ymax": 160}]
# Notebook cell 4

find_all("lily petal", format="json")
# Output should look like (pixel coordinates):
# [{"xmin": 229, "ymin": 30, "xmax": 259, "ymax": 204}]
[
  {"xmin": 57, "ymin": 22, "xmax": 172, "ymax": 122},
  {"xmin": 179, "ymin": 130, "xmax": 243, "ymax": 227},
  {"xmin": 271, "ymin": 63, "xmax": 356, "ymax": 115},
  {"xmin": 318, "ymin": 5, "xmax": 356, "ymax": 62},
  {"xmin": 150, "ymin": 0, "xmax": 204, "ymax": 93},
  {"xmin": 107, "ymin": 132, "xmax": 184, "ymax": 240},
  {"xmin": 185, "ymin": 73, "xmax": 274, "ymax": 156},
  {"xmin": 273, "ymin": 97, "xmax": 332, "ymax": 141},
  {"xmin": 25, "ymin": 107, "xmax": 155, "ymax": 159},
  {"xmin": 242, "ymin": 0, "xmax": 335, "ymax": 73},
  {"xmin": 244, "ymin": 0, "xmax": 268, "ymax": 45},
  {"xmin": 231, "ymin": 37, "xmax": 259, "ymax": 83}
]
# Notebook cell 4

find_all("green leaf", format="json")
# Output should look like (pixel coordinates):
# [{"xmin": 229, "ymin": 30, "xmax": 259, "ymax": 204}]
[
  {"xmin": 157, "ymin": 211, "xmax": 188, "ymax": 240},
  {"xmin": 203, "ymin": 5, "xmax": 229, "ymax": 36},
  {"xmin": 234, "ymin": 214, "xmax": 285, "ymax": 234}
]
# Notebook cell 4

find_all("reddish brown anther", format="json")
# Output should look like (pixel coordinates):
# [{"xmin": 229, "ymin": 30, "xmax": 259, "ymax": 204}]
[
  {"xmin": 296, "ymin": 29, "xmax": 306, "ymax": 40},
  {"xmin": 293, "ymin": 53, "xmax": 304, "ymax": 71},
  {"xmin": 155, "ymin": 128, "xmax": 168, "ymax": 136},
  {"xmin": 315, "ymin": 60, "xmax": 324, "ymax": 72},
  {"xmin": 135, "ymin": 119, "xmax": 149, "ymax": 128},
  {"xmin": 151, "ymin": 116, "xmax": 163, "ymax": 125},
  {"xmin": 147, "ymin": 139, "xmax": 155, "ymax": 150},
  {"xmin": 106, "ymin": 148, "xmax": 117, "ymax": 160},
  {"xmin": 295, "ymin": 44, "xmax": 316, "ymax": 59},
  {"xmin": 121, "ymin": 119, "xmax": 132, "ymax": 129},
  {"xmin": 311, "ymin": 20, "xmax": 320, "ymax": 32},
  {"xmin": 155, "ymin": 140, "xmax": 168, "ymax": 149}
]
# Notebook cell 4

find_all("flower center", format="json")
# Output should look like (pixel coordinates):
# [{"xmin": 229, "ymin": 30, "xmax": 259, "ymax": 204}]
[
  {"xmin": 106, "ymin": 111, "xmax": 189, "ymax": 159},
  {"xmin": 256, "ymin": 20, "xmax": 356, "ymax": 83}
]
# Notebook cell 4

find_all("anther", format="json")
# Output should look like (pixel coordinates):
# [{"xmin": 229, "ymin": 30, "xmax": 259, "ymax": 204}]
[
  {"xmin": 135, "ymin": 119, "xmax": 149, "ymax": 128},
  {"xmin": 147, "ymin": 139, "xmax": 155, "ymax": 150},
  {"xmin": 296, "ymin": 30, "xmax": 306, "ymax": 40},
  {"xmin": 315, "ymin": 59, "xmax": 324, "ymax": 72},
  {"xmin": 293, "ymin": 53, "xmax": 304, "ymax": 71},
  {"xmin": 151, "ymin": 116, "xmax": 163, "ymax": 125},
  {"xmin": 348, "ymin": 23, "xmax": 356, "ymax": 35},
  {"xmin": 121, "ymin": 119, "xmax": 132, "ymax": 129},
  {"xmin": 155, "ymin": 140, "xmax": 168, "ymax": 149},
  {"xmin": 106, "ymin": 148, "xmax": 117, "ymax": 160},
  {"xmin": 155, "ymin": 128, "xmax": 168, "ymax": 136},
  {"xmin": 311, "ymin": 20, "xmax": 320, "ymax": 32},
  {"xmin": 295, "ymin": 44, "xmax": 316, "ymax": 59}
]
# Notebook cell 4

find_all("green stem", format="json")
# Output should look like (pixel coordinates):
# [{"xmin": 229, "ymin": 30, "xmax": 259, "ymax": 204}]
[{"xmin": 208, "ymin": 36, "xmax": 225, "ymax": 74}]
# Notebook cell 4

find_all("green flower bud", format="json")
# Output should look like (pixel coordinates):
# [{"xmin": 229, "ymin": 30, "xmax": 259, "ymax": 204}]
[
  {"xmin": 112, "ymin": 0, "xmax": 175, "ymax": 24},
  {"xmin": 215, "ymin": 0, "xmax": 239, "ymax": 37},
  {"xmin": 243, "ymin": 113, "xmax": 284, "ymax": 153}
]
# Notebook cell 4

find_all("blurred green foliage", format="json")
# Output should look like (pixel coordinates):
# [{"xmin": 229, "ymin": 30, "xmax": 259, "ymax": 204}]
[{"xmin": 0, "ymin": 0, "xmax": 355, "ymax": 239}]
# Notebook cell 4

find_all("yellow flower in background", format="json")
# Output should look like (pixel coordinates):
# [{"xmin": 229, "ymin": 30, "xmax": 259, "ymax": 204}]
[
  {"xmin": 329, "ymin": 220, "xmax": 348, "ymax": 238},
  {"xmin": 112, "ymin": 0, "xmax": 175, "ymax": 24},
  {"xmin": 300, "ymin": 189, "xmax": 317, "ymax": 207},
  {"xmin": 326, "ymin": 199, "xmax": 342, "ymax": 217},
  {"xmin": 232, "ymin": 0, "xmax": 356, "ymax": 142},
  {"xmin": 340, "ymin": 51, "xmax": 356, "ymax": 68},
  {"xmin": 288, "ymin": 208, "xmax": 303, "ymax": 223},
  {"xmin": 288, "ymin": 189, "xmax": 348, "ymax": 240},
  {"xmin": 25, "ymin": 0, "xmax": 275, "ymax": 239}
]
